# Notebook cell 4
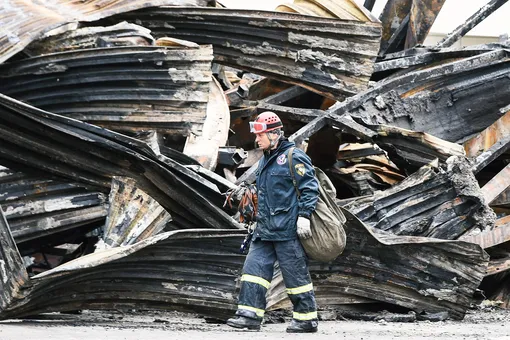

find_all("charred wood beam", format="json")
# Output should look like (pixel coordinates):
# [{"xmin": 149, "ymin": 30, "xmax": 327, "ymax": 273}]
[
  {"xmin": 0, "ymin": 94, "xmax": 242, "ymax": 231},
  {"xmin": 480, "ymin": 163, "xmax": 510, "ymax": 204},
  {"xmin": 379, "ymin": 0, "xmax": 412, "ymax": 55},
  {"xmin": 326, "ymin": 115, "xmax": 377, "ymax": 140},
  {"xmin": 472, "ymin": 134, "xmax": 510, "ymax": 174},
  {"xmin": 405, "ymin": 0, "xmax": 447, "ymax": 49},
  {"xmin": 229, "ymin": 101, "xmax": 322, "ymax": 122},
  {"xmin": 379, "ymin": 0, "xmax": 446, "ymax": 54},
  {"xmin": 329, "ymin": 50, "xmax": 510, "ymax": 143},
  {"xmin": 374, "ymin": 47, "xmax": 494, "ymax": 73},
  {"xmin": 23, "ymin": 22, "xmax": 154, "ymax": 56},
  {"xmin": 382, "ymin": 14, "xmax": 410, "ymax": 55},
  {"xmin": 436, "ymin": 0, "xmax": 510, "ymax": 48},
  {"xmin": 105, "ymin": 7, "xmax": 381, "ymax": 100},
  {"xmin": 0, "ymin": 0, "xmax": 213, "ymax": 64},
  {"xmin": 372, "ymin": 126, "xmax": 466, "ymax": 170},
  {"xmin": 0, "ymin": 229, "xmax": 245, "ymax": 320},
  {"xmin": 258, "ymin": 102, "xmax": 322, "ymax": 123}
]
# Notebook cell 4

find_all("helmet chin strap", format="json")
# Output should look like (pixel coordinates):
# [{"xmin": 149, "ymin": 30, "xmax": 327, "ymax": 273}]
[{"xmin": 268, "ymin": 131, "xmax": 282, "ymax": 149}]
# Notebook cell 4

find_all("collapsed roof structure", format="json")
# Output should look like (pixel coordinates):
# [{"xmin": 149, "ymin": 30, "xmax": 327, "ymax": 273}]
[{"xmin": 1, "ymin": 0, "xmax": 510, "ymax": 321}]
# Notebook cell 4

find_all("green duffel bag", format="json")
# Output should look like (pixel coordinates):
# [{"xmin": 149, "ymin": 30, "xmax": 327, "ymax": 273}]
[{"xmin": 289, "ymin": 148, "xmax": 347, "ymax": 262}]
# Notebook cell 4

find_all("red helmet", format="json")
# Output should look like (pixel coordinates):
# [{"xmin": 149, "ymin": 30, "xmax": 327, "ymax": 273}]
[{"xmin": 249, "ymin": 111, "xmax": 283, "ymax": 134}]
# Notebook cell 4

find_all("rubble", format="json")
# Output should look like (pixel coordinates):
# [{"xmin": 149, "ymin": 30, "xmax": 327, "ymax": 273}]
[{"xmin": 0, "ymin": 0, "xmax": 510, "ymax": 325}]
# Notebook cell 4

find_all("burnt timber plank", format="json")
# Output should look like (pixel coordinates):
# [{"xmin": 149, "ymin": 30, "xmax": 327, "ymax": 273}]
[
  {"xmin": 480, "ymin": 163, "xmax": 510, "ymax": 204},
  {"xmin": 485, "ymin": 256, "xmax": 510, "ymax": 276},
  {"xmin": 472, "ymin": 134, "xmax": 510, "ymax": 174},
  {"xmin": 405, "ymin": 0, "xmax": 446, "ymax": 49},
  {"xmin": 329, "ymin": 50, "xmax": 510, "ymax": 143},
  {"xmin": 260, "ymin": 86, "xmax": 310, "ymax": 105}
]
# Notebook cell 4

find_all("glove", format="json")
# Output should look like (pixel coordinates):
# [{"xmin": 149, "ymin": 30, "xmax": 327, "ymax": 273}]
[{"xmin": 297, "ymin": 216, "xmax": 312, "ymax": 240}]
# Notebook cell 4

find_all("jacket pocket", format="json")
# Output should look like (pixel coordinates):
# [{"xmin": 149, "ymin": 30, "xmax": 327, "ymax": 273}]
[{"xmin": 268, "ymin": 204, "xmax": 298, "ymax": 232}]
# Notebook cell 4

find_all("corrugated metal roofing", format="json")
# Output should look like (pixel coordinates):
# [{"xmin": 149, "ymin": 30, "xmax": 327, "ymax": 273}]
[{"xmin": 0, "ymin": 0, "xmax": 214, "ymax": 63}]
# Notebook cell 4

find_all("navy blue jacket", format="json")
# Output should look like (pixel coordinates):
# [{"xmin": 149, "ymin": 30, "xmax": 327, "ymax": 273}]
[{"xmin": 254, "ymin": 139, "xmax": 319, "ymax": 241}]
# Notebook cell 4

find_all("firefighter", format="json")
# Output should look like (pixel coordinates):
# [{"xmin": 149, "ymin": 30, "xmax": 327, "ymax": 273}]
[{"xmin": 227, "ymin": 111, "xmax": 320, "ymax": 333}]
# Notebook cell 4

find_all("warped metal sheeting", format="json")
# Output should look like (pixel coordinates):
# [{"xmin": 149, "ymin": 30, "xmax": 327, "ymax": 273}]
[
  {"xmin": 0, "ymin": 94, "xmax": 241, "ymax": 231},
  {"xmin": 0, "ymin": 208, "xmax": 29, "ymax": 312},
  {"xmin": 268, "ymin": 208, "xmax": 489, "ymax": 320},
  {"xmin": 330, "ymin": 49, "xmax": 510, "ymax": 143},
  {"xmin": 0, "ymin": 45, "xmax": 214, "ymax": 136},
  {"xmin": 23, "ymin": 21, "xmax": 155, "ymax": 56},
  {"xmin": 343, "ymin": 157, "xmax": 496, "ymax": 240},
  {"xmin": 0, "ymin": 0, "xmax": 213, "ymax": 64},
  {"xmin": 102, "ymin": 176, "xmax": 171, "ymax": 248},
  {"xmin": 0, "ymin": 226, "xmax": 245, "ymax": 320},
  {"xmin": 0, "ymin": 166, "xmax": 107, "ymax": 250},
  {"xmin": 105, "ymin": 7, "xmax": 382, "ymax": 100}
]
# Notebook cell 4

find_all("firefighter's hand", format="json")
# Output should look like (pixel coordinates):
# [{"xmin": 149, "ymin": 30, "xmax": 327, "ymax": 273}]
[{"xmin": 297, "ymin": 217, "xmax": 312, "ymax": 239}]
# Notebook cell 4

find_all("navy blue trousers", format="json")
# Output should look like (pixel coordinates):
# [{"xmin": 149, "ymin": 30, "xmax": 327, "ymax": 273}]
[{"xmin": 235, "ymin": 238, "xmax": 317, "ymax": 321}]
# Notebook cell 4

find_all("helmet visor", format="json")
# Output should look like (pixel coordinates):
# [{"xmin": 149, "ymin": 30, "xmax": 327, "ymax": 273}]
[{"xmin": 249, "ymin": 121, "xmax": 267, "ymax": 133}]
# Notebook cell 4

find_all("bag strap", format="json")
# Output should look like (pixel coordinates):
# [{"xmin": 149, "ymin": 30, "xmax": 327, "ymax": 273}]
[{"xmin": 287, "ymin": 147, "xmax": 300, "ymax": 198}]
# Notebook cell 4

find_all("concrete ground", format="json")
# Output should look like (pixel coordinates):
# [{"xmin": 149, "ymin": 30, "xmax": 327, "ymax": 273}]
[{"xmin": 1, "ymin": 309, "xmax": 509, "ymax": 340}]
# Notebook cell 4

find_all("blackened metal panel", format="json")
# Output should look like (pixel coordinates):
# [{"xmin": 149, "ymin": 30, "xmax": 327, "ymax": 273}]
[
  {"xmin": 0, "ymin": 0, "xmax": 213, "ymax": 64},
  {"xmin": 0, "ymin": 229, "xmax": 244, "ymax": 320},
  {"xmin": 267, "ymin": 207, "xmax": 489, "ymax": 320},
  {"xmin": 101, "ymin": 176, "xmax": 171, "ymax": 248},
  {"xmin": 343, "ymin": 157, "xmax": 496, "ymax": 240},
  {"xmin": 0, "ymin": 166, "xmax": 107, "ymax": 246},
  {"xmin": 330, "ymin": 50, "xmax": 510, "ymax": 143},
  {"xmin": 0, "ymin": 94, "xmax": 242, "ymax": 231},
  {"xmin": 0, "ymin": 45, "xmax": 213, "ymax": 137},
  {"xmin": 106, "ymin": 7, "xmax": 382, "ymax": 100},
  {"xmin": 0, "ymin": 206, "xmax": 29, "ymax": 313}
]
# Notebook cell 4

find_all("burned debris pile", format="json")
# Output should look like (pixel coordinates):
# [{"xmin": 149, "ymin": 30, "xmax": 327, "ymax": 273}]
[{"xmin": 1, "ymin": 0, "xmax": 510, "ymax": 323}]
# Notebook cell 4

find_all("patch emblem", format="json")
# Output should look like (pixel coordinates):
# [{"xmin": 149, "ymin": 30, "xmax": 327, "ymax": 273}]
[
  {"xmin": 295, "ymin": 163, "xmax": 306, "ymax": 176},
  {"xmin": 277, "ymin": 154, "xmax": 287, "ymax": 165}
]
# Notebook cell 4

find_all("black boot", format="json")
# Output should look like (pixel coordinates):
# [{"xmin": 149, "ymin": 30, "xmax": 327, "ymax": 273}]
[
  {"xmin": 226, "ymin": 315, "xmax": 261, "ymax": 330},
  {"xmin": 286, "ymin": 319, "xmax": 318, "ymax": 333}
]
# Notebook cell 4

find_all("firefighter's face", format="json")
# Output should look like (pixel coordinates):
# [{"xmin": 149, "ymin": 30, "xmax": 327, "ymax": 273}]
[{"xmin": 255, "ymin": 132, "xmax": 274, "ymax": 150}]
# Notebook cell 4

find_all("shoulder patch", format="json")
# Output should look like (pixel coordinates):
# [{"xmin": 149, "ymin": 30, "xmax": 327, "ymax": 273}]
[
  {"xmin": 277, "ymin": 154, "xmax": 287, "ymax": 165},
  {"xmin": 295, "ymin": 163, "xmax": 305, "ymax": 176}
]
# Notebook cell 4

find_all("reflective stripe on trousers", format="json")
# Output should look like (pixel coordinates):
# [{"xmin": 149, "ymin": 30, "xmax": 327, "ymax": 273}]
[{"xmin": 237, "ymin": 239, "xmax": 317, "ymax": 319}]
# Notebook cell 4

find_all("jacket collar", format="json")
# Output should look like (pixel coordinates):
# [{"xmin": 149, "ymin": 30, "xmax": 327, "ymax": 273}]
[{"xmin": 260, "ymin": 139, "xmax": 295, "ymax": 172}]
